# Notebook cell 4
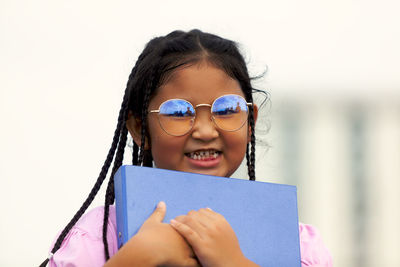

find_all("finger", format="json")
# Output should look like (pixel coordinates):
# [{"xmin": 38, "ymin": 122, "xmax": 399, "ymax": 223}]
[
  {"xmin": 198, "ymin": 207, "xmax": 220, "ymax": 223},
  {"xmin": 170, "ymin": 219, "xmax": 202, "ymax": 248},
  {"xmin": 184, "ymin": 257, "xmax": 201, "ymax": 267},
  {"xmin": 174, "ymin": 215, "xmax": 186, "ymax": 221},
  {"xmin": 174, "ymin": 214, "xmax": 207, "ymax": 236},
  {"xmin": 188, "ymin": 210, "xmax": 212, "ymax": 228},
  {"xmin": 146, "ymin": 201, "xmax": 166, "ymax": 223},
  {"xmin": 198, "ymin": 207, "xmax": 216, "ymax": 220}
]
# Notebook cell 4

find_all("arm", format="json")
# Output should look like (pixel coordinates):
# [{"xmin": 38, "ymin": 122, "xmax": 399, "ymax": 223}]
[
  {"xmin": 104, "ymin": 234, "xmax": 160, "ymax": 267},
  {"xmin": 105, "ymin": 202, "xmax": 199, "ymax": 267},
  {"xmin": 170, "ymin": 208, "xmax": 260, "ymax": 267}
]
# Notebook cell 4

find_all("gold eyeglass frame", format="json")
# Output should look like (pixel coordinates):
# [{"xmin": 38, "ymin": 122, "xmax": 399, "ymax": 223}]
[{"xmin": 148, "ymin": 94, "xmax": 253, "ymax": 136}]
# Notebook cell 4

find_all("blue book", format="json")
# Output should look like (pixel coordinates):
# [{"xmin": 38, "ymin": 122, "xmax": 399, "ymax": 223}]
[{"xmin": 114, "ymin": 165, "xmax": 301, "ymax": 266}]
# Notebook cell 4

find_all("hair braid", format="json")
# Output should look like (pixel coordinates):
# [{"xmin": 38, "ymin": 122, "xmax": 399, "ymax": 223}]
[
  {"xmin": 128, "ymin": 52, "xmax": 151, "ymax": 167},
  {"xmin": 246, "ymin": 143, "xmax": 250, "ymax": 175},
  {"xmin": 99, "ymin": 44, "xmax": 163, "ymax": 262},
  {"xmin": 248, "ymin": 106, "xmax": 256, "ymax": 180},
  {"xmin": 138, "ymin": 62, "xmax": 159, "ymax": 165},
  {"xmin": 39, "ymin": 95, "xmax": 128, "ymax": 267},
  {"xmin": 138, "ymin": 87, "xmax": 151, "ymax": 164},
  {"xmin": 39, "ymin": 52, "xmax": 143, "ymax": 266},
  {"xmin": 99, "ymin": 53, "xmax": 151, "ymax": 260},
  {"xmin": 143, "ymin": 150, "xmax": 153, "ymax": 167},
  {"xmin": 245, "ymin": 104, "xmax": 256, "ymax": 181},
  {"xmin": 132, "ymin": 143, "xmax": 139, "ymax": 165},
  {"xmin": 103, "ymin": 124, "xmax": 129, "ymax": 260},
  {"xmin": 99, "ymin": 49, "xmax": 157, "ymax": 261}
]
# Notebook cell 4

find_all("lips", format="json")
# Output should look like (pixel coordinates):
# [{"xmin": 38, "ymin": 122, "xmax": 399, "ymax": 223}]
[{"xmin": 185, "ymin": 149, "xmax": 221, "ymax": 161}]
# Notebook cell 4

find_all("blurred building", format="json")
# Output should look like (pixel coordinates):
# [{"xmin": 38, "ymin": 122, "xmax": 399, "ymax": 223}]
[{"xmin": 250, "ymin": 94, "xmax": 400, "ymax": 267}]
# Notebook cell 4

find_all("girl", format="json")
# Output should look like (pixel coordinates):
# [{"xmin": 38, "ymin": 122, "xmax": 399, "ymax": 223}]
[{"xmin": 41, "ymin": 29, "xmax": 332, "ymax": 267}]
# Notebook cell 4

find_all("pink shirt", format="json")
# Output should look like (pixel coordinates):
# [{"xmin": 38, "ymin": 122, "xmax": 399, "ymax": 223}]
[{"xmin": 50, "ymin": 206, "xmax": 333, "ymax": 267}]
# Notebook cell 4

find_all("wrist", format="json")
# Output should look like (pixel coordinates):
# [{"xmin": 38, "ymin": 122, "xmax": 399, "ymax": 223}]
[
  {"xmin": 233, "ymin": 254, "xmax": 260, "ymax": 267},
  {"xmin": 104, "ymin": 234, "xmax": 161, "ymax": 267},
  {"xmin": 241, "ymin": 257, "xmax": 260, "ymax": 267}
]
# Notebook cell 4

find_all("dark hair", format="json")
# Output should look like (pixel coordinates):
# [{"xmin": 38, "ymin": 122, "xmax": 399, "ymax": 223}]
[{"xmin": 40, "ymin": 29, "xmax": 259, "ymax": 266}]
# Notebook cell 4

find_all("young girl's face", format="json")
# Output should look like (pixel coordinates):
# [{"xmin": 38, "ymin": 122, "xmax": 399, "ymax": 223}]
[{"xmin": 128, "ymin": 62, "xmax": 256, "ymax": 177}]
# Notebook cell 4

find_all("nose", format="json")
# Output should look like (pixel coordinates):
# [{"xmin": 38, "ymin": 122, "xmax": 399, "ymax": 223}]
[{"xmin": 190, "ymin": 107, "xmax": 219, "ymax": 141}]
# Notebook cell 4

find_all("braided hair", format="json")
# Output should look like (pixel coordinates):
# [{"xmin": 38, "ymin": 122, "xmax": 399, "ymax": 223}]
[{"xmin": 40, "ymin": 29, "xmax": 258, "ymax": 266}]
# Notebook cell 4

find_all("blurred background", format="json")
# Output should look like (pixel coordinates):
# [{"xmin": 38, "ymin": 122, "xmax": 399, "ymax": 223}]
[{"xmin": 1, "ymin": 0, "xmax": 399, "ymax": 266}]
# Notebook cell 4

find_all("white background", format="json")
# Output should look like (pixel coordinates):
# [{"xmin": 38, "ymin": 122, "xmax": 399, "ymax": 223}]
[{"xmin": 1, "ymin": 0, "xmax": 399, "ymax": 266}]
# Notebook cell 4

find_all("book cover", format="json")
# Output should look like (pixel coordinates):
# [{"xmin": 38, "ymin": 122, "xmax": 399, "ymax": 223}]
[{"xmin": 114, "ymin": 165, "xmax": 301, "ymax": 266}]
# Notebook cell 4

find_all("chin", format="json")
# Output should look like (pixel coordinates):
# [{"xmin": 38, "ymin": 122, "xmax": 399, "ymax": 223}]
[{"xmin": 186, "ymin": 168, "xmax": 229, "ymax": 178}]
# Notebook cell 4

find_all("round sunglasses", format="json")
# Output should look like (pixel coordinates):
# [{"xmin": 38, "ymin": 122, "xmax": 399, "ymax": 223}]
[{"xmin": 148, "ymin": 94, "xmax": 253, "ymax": 136}]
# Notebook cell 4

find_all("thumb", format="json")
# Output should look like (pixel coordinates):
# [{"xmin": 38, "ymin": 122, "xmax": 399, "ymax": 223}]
[{"xmin": 147, "ymin": 201, "xmax": 166, "ymax": 223}]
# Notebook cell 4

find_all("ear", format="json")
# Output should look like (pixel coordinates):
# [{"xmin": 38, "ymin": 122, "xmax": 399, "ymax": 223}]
[
  {"xmin": 126, "ymin": 112, "xmax": 150, "ymax": 150},
  {"xmin": 247, "ymin": 104, "xmax": 258, "ymax": 143}
]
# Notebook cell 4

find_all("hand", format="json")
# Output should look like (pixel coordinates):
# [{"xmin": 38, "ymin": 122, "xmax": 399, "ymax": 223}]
[
  {"xmin": 105, "ymin": 201, "xmax": 199, "ymax": 267},
  {"xmin": 170, "ymin": 208, "xmax": 258, "ymax": 267}
]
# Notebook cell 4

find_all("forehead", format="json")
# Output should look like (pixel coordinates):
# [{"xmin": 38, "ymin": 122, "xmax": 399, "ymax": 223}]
[{"xmin": 151, "ymin": 63, "xmax": 244, "ymax": 106}]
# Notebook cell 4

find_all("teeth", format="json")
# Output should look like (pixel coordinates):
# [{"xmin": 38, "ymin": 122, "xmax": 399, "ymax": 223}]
[{"xmin": 187, "ymin": 150, "xmax": 219, "ymax": 160}]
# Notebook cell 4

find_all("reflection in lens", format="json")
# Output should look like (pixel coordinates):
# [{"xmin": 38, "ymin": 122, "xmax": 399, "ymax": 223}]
[
  {"xmin": 158, "ymin": 99, "xmax": 195, "ymax": 136},
  {"xmin": 160, "ymin": 99, "xmax": 195, "ymax": 117},
  {"xmin": 212, "ymin": 95, "xmax": 248, "ymax": 131}
]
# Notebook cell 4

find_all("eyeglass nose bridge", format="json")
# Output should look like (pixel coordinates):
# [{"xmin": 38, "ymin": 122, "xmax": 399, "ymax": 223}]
[
  {"xmin": 195, "ymin": 103, "xmax": 212, "ymax": 108},
  {"xmin": 194, "ymin": 104, "xmax": 214, "ymax": 118},
  {"xmin": 193, "ymin": 103, "xmax": 214, "ymax": 122}
]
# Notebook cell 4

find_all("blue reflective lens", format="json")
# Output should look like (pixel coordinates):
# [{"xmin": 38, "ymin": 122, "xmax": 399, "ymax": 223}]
[
  {"xmin": 159, "ymin": 99, "xmax": 195, "ymax": 117},
  {"xmin": 212, "ymin": 95, "xmax": 247, "ymax": 115}
]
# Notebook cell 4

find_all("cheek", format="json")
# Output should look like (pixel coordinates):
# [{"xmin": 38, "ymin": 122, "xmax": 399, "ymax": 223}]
[
  {"xmin": 224, "ymin": 128, "xmax": 249, "ymax": 161},
  {"xmin": 148, "ymin": 127, "xmax": 185, "ymax": 168}
]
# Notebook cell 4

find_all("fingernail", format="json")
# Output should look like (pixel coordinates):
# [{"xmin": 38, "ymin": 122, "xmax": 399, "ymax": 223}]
[
  {"xmin": 157, "ymin": 201, "xmax": 166, "ymax": 209},
  {"xmin": 206, "ymin": 207, "xmax": 213, "ymax": 211},
  {"xmin": 170, "ymin": 219, "xmax": 178, "ymax": 226}
]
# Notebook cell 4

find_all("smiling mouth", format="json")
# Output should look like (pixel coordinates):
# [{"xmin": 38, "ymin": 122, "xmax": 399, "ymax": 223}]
[{"xmin": 185, "ymin": 150, "xmax": 221, "ymax": 160}]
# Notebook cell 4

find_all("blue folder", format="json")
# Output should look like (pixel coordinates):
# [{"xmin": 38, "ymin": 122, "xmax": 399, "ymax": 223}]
[{"xmin": 114, "ymin": 165, "xmax": 301, "ymax": 266}]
